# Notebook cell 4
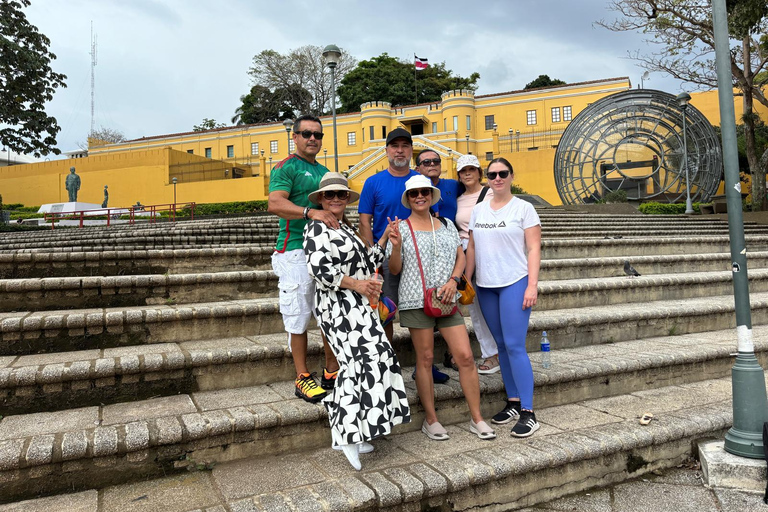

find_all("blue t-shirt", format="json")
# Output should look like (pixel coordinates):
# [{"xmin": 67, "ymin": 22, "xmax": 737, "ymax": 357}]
[
  {"xmin": 434, "ymin": 178, "xmax": 461, "ymax": 221},
  {"xmin": 358, "ymin": 169, "xmax": 419, "ymax": 240}
]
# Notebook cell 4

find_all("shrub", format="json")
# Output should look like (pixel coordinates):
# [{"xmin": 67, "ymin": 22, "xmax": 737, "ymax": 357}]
[
  {"xmin": 639, "ymin": 202, "xmax": 704, "ymax": 214},
  {"xmin": 179, "ymin": 200, "xmax": 269, "ymax": 217},
  {"xmin": 510, "ymin": 184, "xmax": 528, "ymax": 195},
  {"xmin": 604, "ymin": 190, "xmax": 628, "ymax": 203}
]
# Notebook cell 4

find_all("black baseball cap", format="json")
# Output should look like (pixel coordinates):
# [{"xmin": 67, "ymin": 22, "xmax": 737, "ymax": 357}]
[{"xmin": 385, "ymin": 127, "xmax": 412, "ymax": 146}]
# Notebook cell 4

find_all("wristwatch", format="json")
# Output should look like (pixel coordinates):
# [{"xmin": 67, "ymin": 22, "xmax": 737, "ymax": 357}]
[
  {"xmin": 303, "ymin": 206, "xmax": 311, "ymax": 220},
  {"xmin": 450, "ymin": 276, "xmax": 461, "ymax": 285}
]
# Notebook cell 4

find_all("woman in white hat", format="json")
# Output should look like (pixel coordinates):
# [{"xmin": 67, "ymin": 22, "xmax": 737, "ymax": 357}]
[
  {"xmin": 454, "ymin": 154, "xmax": 499, "ymax": 375},
  {"xmin": 303, "ymin": 172, "xmax": 410, "ymax": 471},
  {"xmin": 387, "ymin": 174, "xmax": 495, "ymax": 441}
]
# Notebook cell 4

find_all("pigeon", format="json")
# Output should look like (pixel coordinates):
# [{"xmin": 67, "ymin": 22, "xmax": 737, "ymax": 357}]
[{"xmin": 624, "ymin": 260, "xmax": 641, "ymax": 277}]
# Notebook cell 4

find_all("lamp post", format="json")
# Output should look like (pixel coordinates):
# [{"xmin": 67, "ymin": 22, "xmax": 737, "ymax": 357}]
[
  {"xmin": 269, "ymin": 157, "xmax": 272, "ymax": 171},
  {"xmin": 712, "ymin": 0, "xmax": 768, "ymax": 459},
  {"xmin": 323, "ymin": 44, "xmax": 342, "ymax": 173},
  {"xmin": 324, "ymin": 148, "xmax": 328, "ymax": 168},
  {"xmin": 465, "ymin": 133, "xmax": 470, "ymax": 154},
  {"xmin": 282, "ymin": 118, "xmax": 293, "ymax": 157},
  {"xmin": 516, "ymin": 130, "xmax": 520, "ymax": 152},
  {"xmin": 676, "ymin": 92, "xmax": 694, "ymax": 214},
  {"xmin": 172, "ymin": 177, "xmax": 177, "ymax": 205}
]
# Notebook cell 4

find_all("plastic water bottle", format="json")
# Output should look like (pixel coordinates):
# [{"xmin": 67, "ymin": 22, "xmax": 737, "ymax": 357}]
[{"xmin": 541, "ymin": 331, "xmax": 551, "ymax": 369}]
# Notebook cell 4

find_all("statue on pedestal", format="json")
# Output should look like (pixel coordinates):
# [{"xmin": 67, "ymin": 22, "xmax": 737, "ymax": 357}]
[
  {"xmin": 102, "ymin": 185, "xmax": 109, "ymax": 208},
  {"xmin": 65, "ymin": 167, "xmax": 81, "ymax": 202}
]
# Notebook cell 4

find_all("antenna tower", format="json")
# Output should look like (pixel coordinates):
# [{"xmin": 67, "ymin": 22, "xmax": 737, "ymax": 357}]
[{"xmin": 90, "ymin": 22, "xmax": 97, "ymax": 137}]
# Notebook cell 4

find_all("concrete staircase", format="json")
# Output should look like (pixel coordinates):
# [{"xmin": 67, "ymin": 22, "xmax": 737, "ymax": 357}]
[{"xmin": 0, "ymin": 210, "xmax": 765, "ymax": 511}]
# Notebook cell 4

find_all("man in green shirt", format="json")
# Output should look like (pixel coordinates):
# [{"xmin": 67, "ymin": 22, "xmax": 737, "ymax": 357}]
[{"xmin": 268, "ymin": 115, "xmax": 339, "ymax": 403}]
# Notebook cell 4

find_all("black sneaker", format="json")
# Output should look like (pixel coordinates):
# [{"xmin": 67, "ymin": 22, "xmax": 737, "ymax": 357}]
[
  {"xmin": 320, "ymin": 367, "xmax": 338, "ymax": 391},
  {"xmin": 511, "ymin": 410, "xmax": 540, "ymax": 438},
  {"xmin": 491, "ymin": 400, "xmax": 521, "ymax": 425}
]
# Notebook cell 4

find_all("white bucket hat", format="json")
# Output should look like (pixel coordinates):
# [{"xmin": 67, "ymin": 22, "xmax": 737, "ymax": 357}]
[
  {"xmin": 400, "ymin": 174, "xmax": 441, "ymax": 209},
  {"xmin": 308, "ymin": 172, "xmax": 360, "ymax": 205}
]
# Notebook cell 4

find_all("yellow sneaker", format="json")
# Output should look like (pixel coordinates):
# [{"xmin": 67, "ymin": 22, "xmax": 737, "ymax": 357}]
[
  {"xmin": 321, "ymin": 367, "xmax": 338, "ymax": 390},
  {"xmin": 295, "ymin": 372, "xmax": 327, "ymax": 403}
]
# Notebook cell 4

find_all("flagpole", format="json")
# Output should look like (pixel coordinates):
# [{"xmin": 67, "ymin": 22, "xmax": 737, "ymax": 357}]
[{"xmin": 414, "ymin": 53, "xmax": 418, "ymax": 105}]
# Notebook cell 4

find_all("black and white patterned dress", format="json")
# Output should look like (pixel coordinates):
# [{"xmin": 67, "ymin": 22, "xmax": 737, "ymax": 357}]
[{"xmin": 303, "ymin": 220, "xmax": 411, "ymax": 447}]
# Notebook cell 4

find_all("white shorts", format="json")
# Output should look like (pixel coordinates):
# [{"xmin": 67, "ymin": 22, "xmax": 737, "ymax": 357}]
[{"xmin": 272, "ymin": 249, "xmax": 314, "ymax": 336}]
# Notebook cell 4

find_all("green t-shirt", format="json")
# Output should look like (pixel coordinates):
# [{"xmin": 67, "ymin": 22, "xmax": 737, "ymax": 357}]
[{"xmin": 268, "ymin": 154, "xmax": 329, "ymax": 252}]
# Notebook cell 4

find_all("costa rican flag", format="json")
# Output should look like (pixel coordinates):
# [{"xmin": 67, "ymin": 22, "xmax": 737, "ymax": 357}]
[{"xmin": 414, "ymin": 55, "xmax": 428, "ymax": 70}]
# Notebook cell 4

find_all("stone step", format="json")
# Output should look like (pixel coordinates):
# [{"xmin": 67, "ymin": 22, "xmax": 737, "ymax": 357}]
[
  {"xmin": 3, "ymin": 280, "xmax": 767, "ymax": 357},
  {"xmin": 0, "ymin": 326, "xmax": 752, "ymax": 504},
  {"xmin": 537, "ymin": 268, "xmax": 768, "ymax": 310},
  {"xmin": 540, "ymin": 251, "xmax": 768, "ymax": 280},
  {"xmin": 0, "ymin": 376, "xmax": 735, "ymax": 511},
  {"xmin": 3, "ymin": 259, "xmax": 764, "ymax": 312},
  {"xmin": 0, "ymin": 247, "xmax": 274, "ymax": 279},
  {"xmin": 0, "ymin": 234, "xmax": 276, "ymax": 251},
  {"xmin": 543, "ymin": 234, "xmax": 768, "ymax": 258},
  {"xmin": 0, "ymin": 270, "xmax": 278, "ymax": 312},
  {"xmin": 2, "ymin": 287, "xmax": 766, "ymax": 416}
]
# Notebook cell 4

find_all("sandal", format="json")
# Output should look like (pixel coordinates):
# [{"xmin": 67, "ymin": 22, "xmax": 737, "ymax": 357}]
[
  {"xmin": 478, "ymin": 355, "xmax": 500, "ymax": 375},
  {"xmin": 469, "ymin": 419, "xmax": 496, "ymax": 440},
  {"xmin": 443, "ymin": 351, "xmax": 458, "ymax": 371},
  {"xmin": 422, "ymin": 420, "xmax": 450, "ymax": 441}
]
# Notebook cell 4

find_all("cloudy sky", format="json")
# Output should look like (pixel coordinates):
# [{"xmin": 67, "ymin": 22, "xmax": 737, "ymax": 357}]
[{"xmin": 23, "ymin": 0, "xmax": 688, "ymax": 157}]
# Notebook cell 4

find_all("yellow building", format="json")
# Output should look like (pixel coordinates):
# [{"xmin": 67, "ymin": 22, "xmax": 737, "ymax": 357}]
[{"xmin": 1, "ymin": 77, "xmax": 765, "ymax": 208}]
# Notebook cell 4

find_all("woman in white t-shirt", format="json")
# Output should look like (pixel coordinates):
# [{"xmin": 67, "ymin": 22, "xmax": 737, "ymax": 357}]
[
  {"xmin": 453, "ymin": 155, "xmax": 499, "ymax": 375},
  {"xmin": 465, "ymin": 158, "xmax": 542, "ymax": 438}
]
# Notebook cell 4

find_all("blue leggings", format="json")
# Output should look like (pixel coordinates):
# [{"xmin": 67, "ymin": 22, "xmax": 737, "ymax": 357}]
[{"xmin": 476, "ymin": 277, "xmax": 534, "ymax": 410}]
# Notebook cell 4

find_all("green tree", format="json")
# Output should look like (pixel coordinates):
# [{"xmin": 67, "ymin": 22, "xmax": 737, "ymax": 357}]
[
  {"xmin": 0, "ymin": 0, "xmax": 67, "ymax": 157},
  {"xmin": 247, "ymin": 45, "xmax": 356, "ymax": 117},
  {"xmin": 192, "ymin": 118, "xmax": 226, "ymax": 132},
  {"xmin": 598, "ymin": 0, "xmax": 768, "ymax": 209},
  {"xmin": 524, "ymin": 75, "xmax": 567, "ymax": 90},
  {"xmin": 337, "ymin": 53, "xmax": 480, "ymax": 113},
  {"xmin": 232, "ymin": 84, "xmax": 313, "ymax": 125}
]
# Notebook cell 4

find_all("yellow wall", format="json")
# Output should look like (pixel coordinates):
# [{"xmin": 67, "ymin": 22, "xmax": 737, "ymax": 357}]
[{"xmin": 3, "ymin": 78, "xmax": 765, "ymax": 208}]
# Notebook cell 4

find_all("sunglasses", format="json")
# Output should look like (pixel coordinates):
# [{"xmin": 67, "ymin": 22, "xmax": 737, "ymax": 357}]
[
  {"xmin": 486, "ymin": 170, "xmax": 511, "ymax": 180},
  {"xmin": 320, "ymin": 190, "xmax": 349, "ymax": 200},
  {"xmin": 296, "ymin": 130, "xmax": 324, "ymax": 140},
  {"xmin": 418, "ymin": 158, "xmax": 441, "ymax": 167},
  {"xmin": 407, "ymin": 188, "xmax": 433, "ymax": 199}
]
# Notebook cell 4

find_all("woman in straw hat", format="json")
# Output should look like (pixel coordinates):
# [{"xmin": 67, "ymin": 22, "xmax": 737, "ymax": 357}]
[
  {"xmin": 388, "ymin": 174, "xmax": 495, "ymax": 442},
  {"xmin": 303, "ymin": 172, "xmax": 410, "ymax": 471}
]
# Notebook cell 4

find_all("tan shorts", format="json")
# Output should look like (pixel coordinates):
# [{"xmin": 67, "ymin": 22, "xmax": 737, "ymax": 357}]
[{"xmin": 399, "ymin": 308, "xmax": 465, "ymax": 330}]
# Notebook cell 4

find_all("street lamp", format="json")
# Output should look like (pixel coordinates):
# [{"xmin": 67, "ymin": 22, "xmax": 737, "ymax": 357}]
[
  {"xmin": 269, "ymin": 156, "xmax": 272, "ymax": 171},
  {"xmin": 282, "ymin": 118, "xmax": 293, "ymax": 157},
  {"xmin": 676, "ymin": 92, "xmax": 694, "ymax": 214},
  {"xmin": 324, "ymin": 148, "xmax": 328, "ymax": 168},
  {"xmin": 172, "ymin": 177, "xmax": 177, "ymax": 205},
  {"xmin": 323, "ymin": 44, "xmax": 342, "ymax": 172},
  {"xmin": 465, "ymin": 133, "xmax": 470, "ymax": 154}
]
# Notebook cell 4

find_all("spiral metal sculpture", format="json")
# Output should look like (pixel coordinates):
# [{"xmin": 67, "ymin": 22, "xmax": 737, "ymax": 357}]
[{"xmin": 554, "ymin": 89, "xmax": 722, "ymax": 205}]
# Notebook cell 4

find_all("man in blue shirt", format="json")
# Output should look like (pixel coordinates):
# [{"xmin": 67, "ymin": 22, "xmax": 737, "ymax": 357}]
[
  {"xmin": 358, "ymin": 128, "xmax": 449, "ymax": 384},
  {"xmin": 415, "ymin": 149, "xmax": 461, "ymax": 222}
]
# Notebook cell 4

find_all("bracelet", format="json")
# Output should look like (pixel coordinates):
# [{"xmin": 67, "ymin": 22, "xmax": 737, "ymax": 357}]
[
  {"xmin": 450, "ymin": 276, "xmax": 461, "ymax": 285},
  {"xmin": 303, "ymin": 206, "xmax": 311, "ymax": 220}
]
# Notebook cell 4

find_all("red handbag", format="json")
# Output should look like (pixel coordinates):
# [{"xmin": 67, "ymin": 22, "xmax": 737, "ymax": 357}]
[{"xmin": 406, "ymin": 219, "xmax": 457, "ymax": 318}]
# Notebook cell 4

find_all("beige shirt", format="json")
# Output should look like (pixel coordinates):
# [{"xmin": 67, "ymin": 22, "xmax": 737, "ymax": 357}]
[{"xmin": 455, "ymin": 187, "xmax": 494, "ymax": 239}]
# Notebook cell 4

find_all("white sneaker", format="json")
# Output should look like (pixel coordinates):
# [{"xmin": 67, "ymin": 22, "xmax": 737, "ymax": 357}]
[
  {"xmin": 334, "ymin": 441, "xmax": 373, "ymax": 454},
  {"xmin": 340, "ymin": 444, "xmax": 361, "ymax": 471}
]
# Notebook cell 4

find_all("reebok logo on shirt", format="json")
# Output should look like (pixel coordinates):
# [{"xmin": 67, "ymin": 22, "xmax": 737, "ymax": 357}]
[{"xmin": 475, "ymin": 220, "xmax": 507, "ymax": 229}]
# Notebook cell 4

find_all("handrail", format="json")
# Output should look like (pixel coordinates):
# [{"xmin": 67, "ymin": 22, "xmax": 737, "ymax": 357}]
[{"xmin": 43, "ymin": 202, "xmax": 196, "ymax": 229}]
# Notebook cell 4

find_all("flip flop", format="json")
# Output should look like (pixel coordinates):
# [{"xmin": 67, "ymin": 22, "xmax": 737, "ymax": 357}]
[
  {"xmin": 422, "ymin": 420, "xmax": 450, "ymax": 441},
  {"xmin": 469, "ymin": 419, "xmax": 496, "ymax": 440}
]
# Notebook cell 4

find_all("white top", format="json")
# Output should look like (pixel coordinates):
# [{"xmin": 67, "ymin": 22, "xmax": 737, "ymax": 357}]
[
  {"xmin": 455, "ymin": 187, "xmax": 494, "ymax": 240},
  {"xmin": 387, "ymin": 219, "xmax": 461, "ymax": 310},
  {"xmin": 469, "ymin": 196, "xmax": 540, "ymax": 288}
]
